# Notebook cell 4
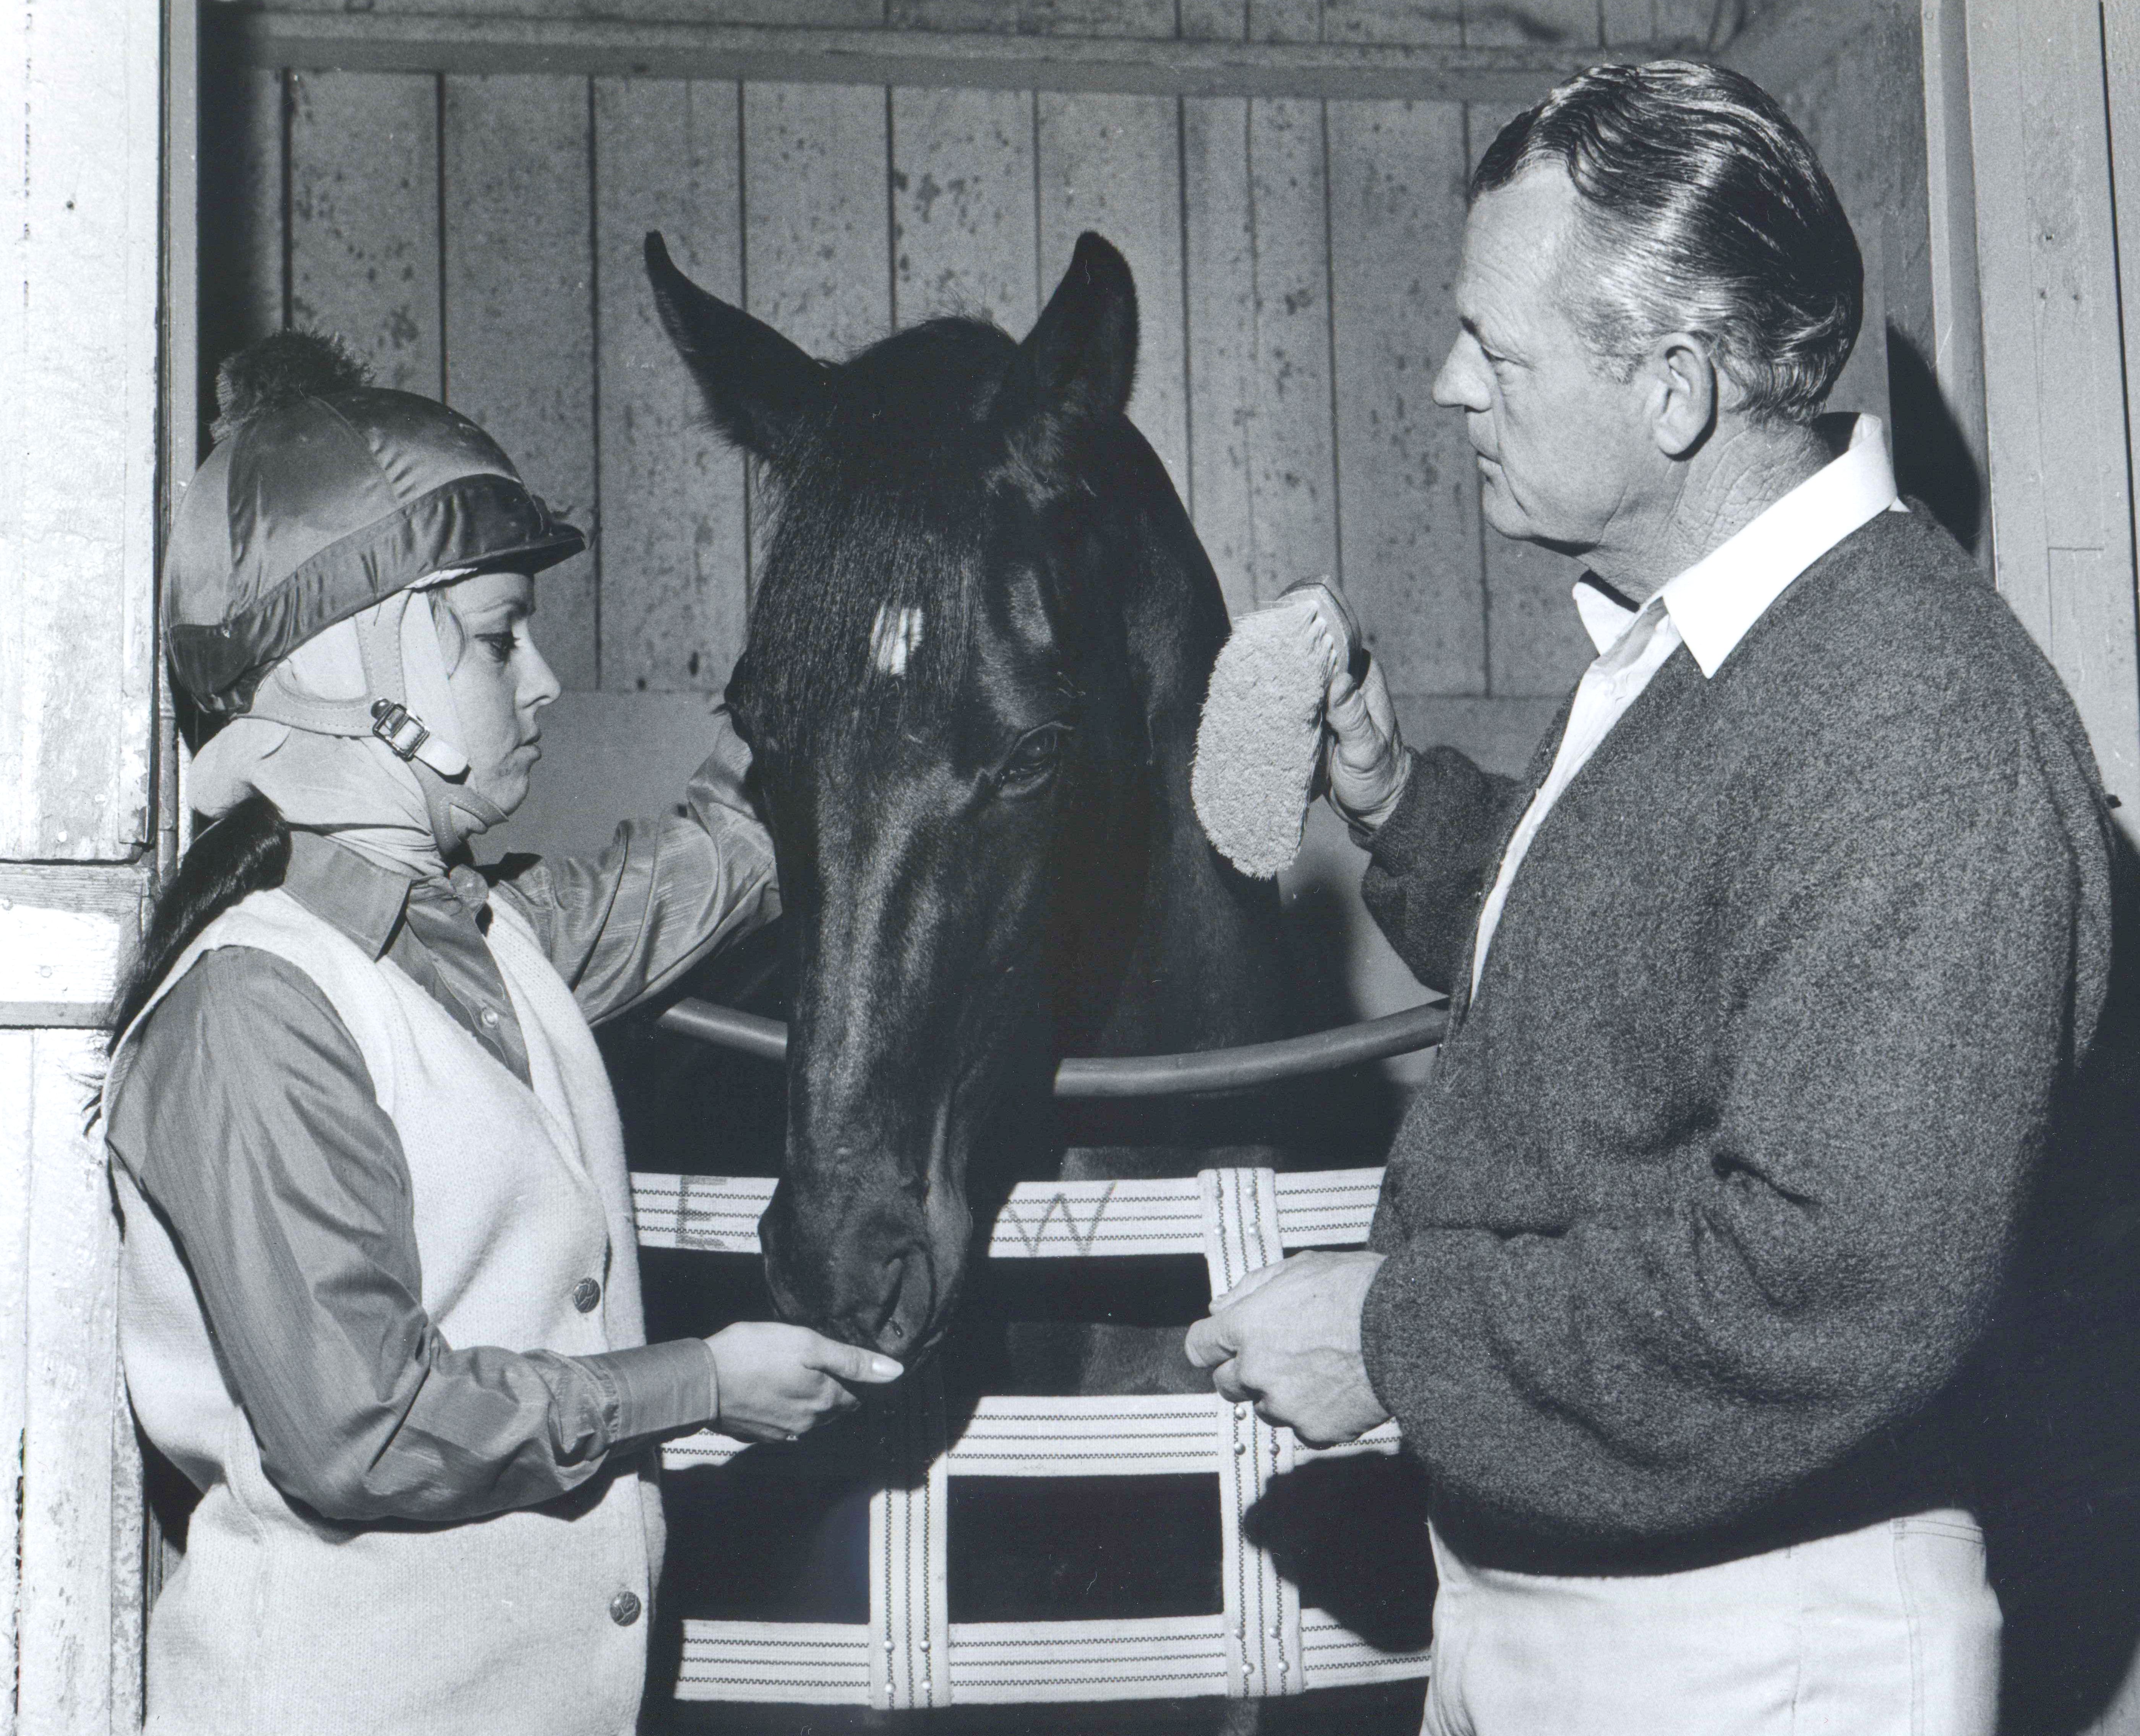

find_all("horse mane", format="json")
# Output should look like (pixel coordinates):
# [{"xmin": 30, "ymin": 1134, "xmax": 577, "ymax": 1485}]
[{"xmin": 739, "ymin": 316, "xmax": 1030, "ymax": 752}]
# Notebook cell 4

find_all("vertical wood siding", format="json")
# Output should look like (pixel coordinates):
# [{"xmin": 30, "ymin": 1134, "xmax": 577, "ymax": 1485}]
[
  {"xmin": 1965, "ymin": 0, "xmax": 2140, "ymax": 810},
  {"xmin": 188, "ymin": 65, "xmax": 1751, "ymax": 728},
  {"xmin": 289, "ymin": 72, "xmax": 443, "ymax": 396},
  {"xmin": 1037, "ymin": 93, "xmax": 1188, "ymax": 500},
  {"xmin": 442, "ymin": 75, "xmax": 602, "ymax": 688},
  {"xmin": 593, "ymin": 79, "xmax": 751, "ymax": 695},
  {"xmin": 744, "ymin": 83, "xmax": 895, "ymax": 362},
  {"xmin": 1328, "ymin": 98, "xmax": 1480, "ymax": 692},
  {"xmin": 199, "ymin": 6, "xmax": 1828, "ymax": 762},
  {"xmin": 894, "ymin": 87, "xmax": 1039, "ymax": 334}
]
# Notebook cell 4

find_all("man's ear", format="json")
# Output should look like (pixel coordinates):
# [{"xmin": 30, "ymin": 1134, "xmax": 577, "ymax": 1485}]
[
  {"xmin": 1645, "ymin": 333, "xmax": 1719, "ymax": 460},
  {"xmin": 645, "ymin": 231, "xmax": 831, "ymax": 474}
]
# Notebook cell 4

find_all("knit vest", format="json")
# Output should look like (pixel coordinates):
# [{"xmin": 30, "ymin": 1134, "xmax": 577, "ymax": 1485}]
[{"xmin": 109, "ymin": 888, "xmax": 663, "ymax": 1736}]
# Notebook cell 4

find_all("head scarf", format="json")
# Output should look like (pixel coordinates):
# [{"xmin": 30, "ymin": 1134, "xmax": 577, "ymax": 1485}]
[{"xmin": 188, "ymin": 575, "xmax": 487, "ymax": 878}]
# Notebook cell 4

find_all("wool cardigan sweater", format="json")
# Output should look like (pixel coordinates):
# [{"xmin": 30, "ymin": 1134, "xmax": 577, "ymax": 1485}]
[{"xmin": 1359, "ymin": 503, "xmax": 2116, "ymax": 1575}]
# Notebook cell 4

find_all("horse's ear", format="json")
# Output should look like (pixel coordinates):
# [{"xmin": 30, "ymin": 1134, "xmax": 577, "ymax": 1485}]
[
  {"xmin": 1000, "ymin": 232, "xmax": 1138, "ymax": 473},
  {"xmin": 645, "ymin": 231, "xmax": 830, "ymax": 470}
]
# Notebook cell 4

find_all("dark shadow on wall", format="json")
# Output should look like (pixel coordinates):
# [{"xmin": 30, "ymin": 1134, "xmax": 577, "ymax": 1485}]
[
  {"xmin": 198, "ymin": 17, "xmax": 285, "ymax": 450},
  {"xmin": 1978, "ymin": 824, "xmax": 2140, "ymax": 1734},
  {"xmin": 1885, "ymin": 320, "xmax": 1987, "ymax": 559}
]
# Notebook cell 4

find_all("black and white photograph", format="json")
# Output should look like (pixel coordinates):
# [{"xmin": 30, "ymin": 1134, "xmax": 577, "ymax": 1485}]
[{"xmin": 6, "ymin": 0, "xmax": 2140, "ymax": 1731}]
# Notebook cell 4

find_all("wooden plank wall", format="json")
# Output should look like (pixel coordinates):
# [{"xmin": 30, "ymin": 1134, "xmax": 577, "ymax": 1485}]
[
  {"xmin": 204, "ymin": 0, "xmax": 1815, "ymax": 782},
  {"xmin": 1964, "ymin": 0, "xmax": 2140, "ymax": 814}
]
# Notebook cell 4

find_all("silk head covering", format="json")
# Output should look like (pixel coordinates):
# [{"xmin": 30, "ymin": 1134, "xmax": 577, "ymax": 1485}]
[{"xmin": 189, "ymin": 576, "xmax": 488, "ymax": 877}]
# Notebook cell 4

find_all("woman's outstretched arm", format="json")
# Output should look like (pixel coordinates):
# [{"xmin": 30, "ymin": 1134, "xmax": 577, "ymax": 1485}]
[{"xmin": 487, "ymin": 706, "xmax": 779, "ymax": 1023}]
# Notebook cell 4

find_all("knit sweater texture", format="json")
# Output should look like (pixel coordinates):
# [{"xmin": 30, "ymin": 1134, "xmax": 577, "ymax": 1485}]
[{"xmin": 1359, "ymin": 505, "xmax": 2116, "ymax": 1574}]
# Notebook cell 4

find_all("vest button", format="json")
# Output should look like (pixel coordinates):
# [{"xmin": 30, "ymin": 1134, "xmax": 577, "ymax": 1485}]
[
  {"xmin": 573, "ymin": 1278, "xmax": 601, "ymax": 1313},
  {"xmin": 609, "ymin": 1590, "xmax": 642, "ymax": 1627}
]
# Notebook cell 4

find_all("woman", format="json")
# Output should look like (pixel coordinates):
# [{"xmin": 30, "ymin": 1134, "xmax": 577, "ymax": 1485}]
[{"xmin": 101, "ymin": 332, "xmax": 898, "ymax": 1736}]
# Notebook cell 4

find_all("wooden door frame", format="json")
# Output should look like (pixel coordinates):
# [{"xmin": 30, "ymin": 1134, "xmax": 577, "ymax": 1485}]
[{"xmin": 2, "ymin": 0, "xmax": 171, "ymax": 1723}]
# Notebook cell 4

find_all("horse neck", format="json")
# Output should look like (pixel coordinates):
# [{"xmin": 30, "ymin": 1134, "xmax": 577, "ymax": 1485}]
[{"xmin": 1057, "ymin": 455, "xmax": 1298, "ymax": 1063}]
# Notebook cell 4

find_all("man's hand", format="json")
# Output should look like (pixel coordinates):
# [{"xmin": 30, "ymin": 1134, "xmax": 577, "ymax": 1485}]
[
  {"xmin": 1292, "ymin": 586, "xmax": 1409, "ymax": 836},
  {"xmin": 1183, "ymin": 1251, "xmax": 1391, "ymax": 1447}
]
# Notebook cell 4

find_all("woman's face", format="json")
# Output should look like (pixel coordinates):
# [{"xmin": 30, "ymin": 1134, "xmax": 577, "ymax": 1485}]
[{"xmin": 436, "ymin": 570, "xmax": 560, "ymax": 822}]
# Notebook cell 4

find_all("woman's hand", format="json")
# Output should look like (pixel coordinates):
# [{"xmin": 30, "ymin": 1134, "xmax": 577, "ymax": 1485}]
[{"xmin": 705, "ymin": 1323, "xmax": 903, "ymax": 1443}]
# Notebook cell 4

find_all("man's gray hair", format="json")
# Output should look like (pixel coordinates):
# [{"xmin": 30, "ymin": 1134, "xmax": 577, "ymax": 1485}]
[{"xmin": 1473, "ymin": 60, "xmax": 1863, "ymax": 425}]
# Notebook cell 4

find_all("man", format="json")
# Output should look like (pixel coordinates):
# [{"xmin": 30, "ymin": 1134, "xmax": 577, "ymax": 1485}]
[{"xmin": 1186, "ymin": 60, "xmax": 2115, "ymax": 1736}]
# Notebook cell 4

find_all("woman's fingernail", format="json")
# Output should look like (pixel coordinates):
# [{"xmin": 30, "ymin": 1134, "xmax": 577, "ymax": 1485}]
[{"xmin": 871, "ymin": 1355, "xmax": 904, "ymax": 1379}]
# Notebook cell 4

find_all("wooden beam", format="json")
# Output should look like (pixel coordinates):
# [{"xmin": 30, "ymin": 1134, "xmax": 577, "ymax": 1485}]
[
  {"xmin": 219, "ymin": 11, "xmax": 1633, "ymax": 99},
  {"xmin": 0, "ymin": 867, "xmax": 144, "ymax": 1031}
]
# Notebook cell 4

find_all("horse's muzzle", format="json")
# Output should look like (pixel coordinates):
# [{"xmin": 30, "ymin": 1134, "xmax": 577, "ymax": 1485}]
[{"xmin": 759, "ymin": 1175, "xmax": 967, "ymax": 1361}]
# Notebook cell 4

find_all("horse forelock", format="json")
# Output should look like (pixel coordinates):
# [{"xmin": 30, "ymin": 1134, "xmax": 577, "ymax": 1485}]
[
  {"xmin": 732, "ymin": 316, "xmax": 1062, "ymax": 754},
  {"xmin": 740, "ymin": 475, "xmax": 987, "ymax": 753}
]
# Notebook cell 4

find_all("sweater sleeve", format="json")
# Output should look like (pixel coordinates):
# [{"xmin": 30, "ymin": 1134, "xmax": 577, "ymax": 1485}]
[
  {"xmin": 1360, "ymin": 747, "xmax": 1526, "ymax": 994},
  {"xmin": 107, "ymin": 947, "xmax": 718, "ymax": 1524},
  {"xmin": 1360, "ymin": 736, "xmax": 2108, "ymax": 1546}
]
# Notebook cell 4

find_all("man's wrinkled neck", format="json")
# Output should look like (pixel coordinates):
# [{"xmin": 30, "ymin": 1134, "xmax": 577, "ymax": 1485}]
[{"xmin": 1585, "ymin": 416, "xmax": 1833, "ymax": 604}]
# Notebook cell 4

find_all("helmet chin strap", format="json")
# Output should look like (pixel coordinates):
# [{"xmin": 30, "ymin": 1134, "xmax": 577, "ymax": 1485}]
[
  {"xmin": 409, "ymin": 755, "xmax": 511, "ymax": 852},
  {"xmin": 366, "ymin": 591, "xmax": 512, "ymax": 849},
  {"xmin": 242, "ymin": 582, "xmax": 513, "ymax": 852}
]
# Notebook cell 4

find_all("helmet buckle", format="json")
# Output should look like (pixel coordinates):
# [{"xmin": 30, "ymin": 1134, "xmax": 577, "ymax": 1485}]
[{"xmin": 369, "ymin": 698, "xmax": 431, "ymax": 760}]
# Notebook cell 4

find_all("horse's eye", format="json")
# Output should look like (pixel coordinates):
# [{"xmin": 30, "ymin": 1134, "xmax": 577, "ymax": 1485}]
[{"xmin": 997, "ymin": 724, "xmax": 1069, "ymax": 796}]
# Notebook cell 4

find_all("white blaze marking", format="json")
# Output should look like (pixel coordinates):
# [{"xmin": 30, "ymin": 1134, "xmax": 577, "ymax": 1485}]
[{"xmin": 870, "ymin": 603, "xmax": 926, "ymax": 678}]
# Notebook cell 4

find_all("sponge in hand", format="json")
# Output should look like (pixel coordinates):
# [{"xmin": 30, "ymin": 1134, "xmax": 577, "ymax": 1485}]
[{"xmin": 1191, "ymin": 580, "xmax": 1362, "ymax": 879}]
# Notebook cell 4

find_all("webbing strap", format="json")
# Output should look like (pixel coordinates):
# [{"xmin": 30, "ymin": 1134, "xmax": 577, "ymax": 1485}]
[
  {"xmin": 662, "ymin": 1393, "xmax": 1402, "ymax": 1480},
  {"xmin": 868, "ymin": 1363, "xmax": 949, "ymax": 1712},
  {"xmin": 643, "ymin": 1166, "xmax": 1430, "ymax": 1707},
  {"xmin": 630, "ymin": 1166, "xmax": 1388, "ymax": 1261},
  {"xmin": 1201, "ymin": 1165, "xmax": 1301, "ymax": 1697}
]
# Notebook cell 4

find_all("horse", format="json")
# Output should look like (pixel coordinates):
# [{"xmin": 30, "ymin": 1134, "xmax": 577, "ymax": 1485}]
[{"xmin": 627, "ymin": 229, "xmax": 1425, "ymax": 1733}]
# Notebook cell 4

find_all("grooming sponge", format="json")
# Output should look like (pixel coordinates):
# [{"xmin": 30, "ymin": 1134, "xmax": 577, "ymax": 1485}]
[{"xmin": 1192, "ymin": 581, "xmax": 1360, "ymax": 879}]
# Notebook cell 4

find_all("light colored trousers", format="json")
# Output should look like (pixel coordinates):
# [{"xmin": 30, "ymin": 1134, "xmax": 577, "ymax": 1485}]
[{"xmin": 1420, "ymin": 1510, "xmax": 2000, "ymax": 1736}]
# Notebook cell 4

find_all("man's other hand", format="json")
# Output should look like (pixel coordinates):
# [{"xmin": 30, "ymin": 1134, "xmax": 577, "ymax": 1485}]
[
  {"xmin": 1184, "ymin": 1251, "xmax": 1392, "ymax": 1447},
  {"xmin": 1297, "ymin": 592, "xmax": 1409, "ymax": 835}
]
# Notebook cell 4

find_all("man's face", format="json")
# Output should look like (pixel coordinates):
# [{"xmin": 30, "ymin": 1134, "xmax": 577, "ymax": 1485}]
[
  {"xmin": 1433, "ymin": 167, "xmax": 1653, "ymax": 551},
  {"xmin": 436, "ymin": 570, "xmax": 559, "ymax": 823}
]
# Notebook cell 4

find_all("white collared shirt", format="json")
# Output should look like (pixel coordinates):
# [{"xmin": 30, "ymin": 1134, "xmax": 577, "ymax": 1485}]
[{"xmin": 1467, "ymin": 414, "xmax": 1905, "ymax": 998}]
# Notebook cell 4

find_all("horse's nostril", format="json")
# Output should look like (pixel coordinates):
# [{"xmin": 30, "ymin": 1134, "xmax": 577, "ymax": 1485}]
[{"xmin": 869, "ymin": 1247, "xmax": 935, "ymax": 1353}]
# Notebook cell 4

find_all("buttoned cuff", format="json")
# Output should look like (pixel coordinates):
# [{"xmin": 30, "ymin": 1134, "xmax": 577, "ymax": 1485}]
[{"xmin": 588, "ymin": 1337, "xmax": 720, "ymax": 1443}]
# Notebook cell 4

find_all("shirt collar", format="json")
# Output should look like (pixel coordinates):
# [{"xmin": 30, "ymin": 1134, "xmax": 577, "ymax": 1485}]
[
  {"xmin": 1570, "ymin": 413, "xmax": 1901, "ymax": 676},
  {"xmin": 280, "ymin": 830, "xmax": 416, "ymax": 960}
]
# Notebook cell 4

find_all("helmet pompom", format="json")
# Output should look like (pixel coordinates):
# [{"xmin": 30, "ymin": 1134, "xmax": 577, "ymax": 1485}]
[{"xmin": 211, "ymin": 330, "xmax": 371, "ymax": 444}]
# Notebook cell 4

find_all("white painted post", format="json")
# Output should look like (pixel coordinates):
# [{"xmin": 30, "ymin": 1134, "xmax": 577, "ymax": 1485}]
[{"xmin": 0, "ymin": 0, "xmax": 170, "ymax": 1728}]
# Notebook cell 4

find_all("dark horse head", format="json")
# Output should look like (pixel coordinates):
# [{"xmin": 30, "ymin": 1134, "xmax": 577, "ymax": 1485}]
[{"xmin": 647, "ymin": 232, "xmax": 1297, "ymax": 1361}]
